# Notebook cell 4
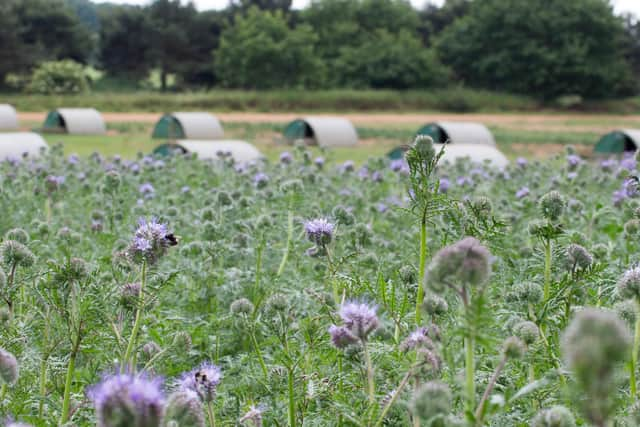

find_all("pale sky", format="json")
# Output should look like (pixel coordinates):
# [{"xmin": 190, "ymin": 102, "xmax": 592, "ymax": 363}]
[{"xmin": 99, "ymin": 0, "xmax": 640, "ymax": 16}]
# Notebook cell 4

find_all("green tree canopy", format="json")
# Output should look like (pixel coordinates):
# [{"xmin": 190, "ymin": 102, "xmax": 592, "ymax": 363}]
[
  {"xmin": 334, "ymin": 29, "xmax": 449, "ymax": 89},
  {"xmin": 214, "ymin": 7, "xmax": 322, "ymax": 89},
  {"xmin": 302, "ymin": 0, "xmax": 447, "ymax": 88},
  {"xmin": 436, "ymin": 0, "xmax": 636, "ymax": 99},
  {"xmin": 0, "ymin": 0, "xmax": 92, "ymax": 86},
  {"xmin": 99, "ymin": 6, "xmax": 154, "ymax": 80}
]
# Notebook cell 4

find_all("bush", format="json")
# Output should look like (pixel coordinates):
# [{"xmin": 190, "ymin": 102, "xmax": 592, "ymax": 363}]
[{"xmin": 26, "ymin": 60, "xmax": 89, "ymax": 94}]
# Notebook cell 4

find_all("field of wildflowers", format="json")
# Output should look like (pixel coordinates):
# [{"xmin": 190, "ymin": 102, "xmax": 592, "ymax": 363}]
[{"xmin": 1, "ymin": 139, "xmax": 640, "ymax": 426}]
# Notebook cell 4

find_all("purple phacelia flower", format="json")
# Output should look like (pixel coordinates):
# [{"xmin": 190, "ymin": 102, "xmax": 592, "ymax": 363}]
[
  {"xmin": 613, "ymin": 189, "xmax": 627, "ymax": 206},
  {"xmin": 179, "ymin": 361, "xmax": 222, "ymax": 403},
  {"xmin": 154, "ymin": 160, "xmax": 165, "ymax": 169},
  {"xmin": 600, "ymin": 159, "xmax": 617, "ymax": 172},
  {"xmin": 142, "ymin": 156, "xmax": 154, "ymax": 165},
  {"xmin": 328, "ymin": 324, "xmax": 358, "ymax": 349},
  {"xmin": 357, "ymin": 167, "xmax": 369, "ymax": 179},
  {"xmin": 45, "ymin": 175, "xmax": 65, "ymax": 193},
  {"xmin": 127, "ymin": 217, "xmax": 175, "ymax": 265},
  {"xmin": 68, "ymin": 154, "xmax": 79, "ymax": 165},
  {"xmin": 456, "ymin": 176, "xmax": 473, "ymax": 187},
  {"xmin": 181, "ymin": 186, "xmax": 190, "ymax": 194},
  {"xmin": 470, "ymin": 168, "xmax": 488, "ymax": 179},
  {"xmin": 567, "ymin": 154, "xmax": 581, "ymax": 169},
  {"xmin": 88, "ymin": 373, "xmax": 165, "ymax": 427},
  {"xmin": 239, "ymin": 405, "xmax": 265, "ymax": 426},
  {"xmin": 376, "ymin": 203, "xmax": 388, "ymax": 213},
  {"xmin": 567, "ymin": 172, "xmax": 578, "ymax": 180},
  {"xmin": 279, "ymin": 151, "xmax": 293, "ymax": 164},
  {"xmin": 390, "ymin": 159, "xmax": 408, "ymax": 173},
  {"xmin": 314, "ymin": 157, "xmax": 325, "ymax": 168},
  {"xmin": 516, "ymin": 157, "xmax": 528, "ymax": 168},
  {"xmin": 338, "ymin": 301, "xmax": 379, "ymax": 340},
  {"xmin": 5, "ymin": 155, "xmax": 20, "ymax": 166},
  {"xmin": 304, "ymin": 218, "xmax": 334, "ymax": 246},
  {"xmin": 253, "ymin": 172, "xmax": 269, "ymax": 188},
  {"xmin": 621, "ymin": 156, "xmax": 637, "ymax": 172},
  {"xmin": 340, "ymin": 160, "xmax": 355, "ymax": 173},
  {"xmin": 371, "ymin": 171, "xmax": 383, "ymax": 182},
  {"xmin": 439, "ymin": 178, "xmax": 450, "ymax": 193},
  {"xmin": 399, "ymin": 327, "xmax": 436, "ymax": 352},
  {"xmin": 139, "ymin": 183, "xmax": 155, "ymax": 196},
  {"xmin": 130, "ymin": 163, "xmax": 140, "ymax": 173},
  {"xmin": 516, "ymin": 187, "xmax": 530, "ymax": 199}
]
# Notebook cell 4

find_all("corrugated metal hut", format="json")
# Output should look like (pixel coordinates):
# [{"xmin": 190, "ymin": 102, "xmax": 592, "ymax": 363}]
[
  {"xmin": 0, "ymin": 133, "xmax": 48, "ymax": 159},
  {"xmin": 153, "ymin": 140, "xmax": 262, "ymax": 163},
  {"xmin": 435, "ymin": 143, "xmax": 508, "ymax": 168},
  {"xmin": 283, "ymin": 117, "xmax": 358, "ymax": 147},
  {"xmin": 42, "ymin": 108, "xmax": 107, "ymax": 135},
  {"xmin": 0, "ymin": 104, "xmax": 19, "ymax": 131},
  {"xmin": 416, "ymin": 122, "xmax": 496, "ymax": 146},
  {"xmin": 152, "ymin": 112, "xmax": 224, "ymax": 140},
  {"xmin": 594, "ymin": 129, "xmax": 640, "ymax": 154}
]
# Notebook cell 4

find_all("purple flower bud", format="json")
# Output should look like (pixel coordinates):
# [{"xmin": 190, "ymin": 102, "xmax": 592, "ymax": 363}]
[
  {"xmin": 328, "ymin": 324, "xmax": 359, "ymax": 349},
  {"xmin": 439, "ymin": 178, "xmax": 450, "ymax": 193},
  {"xmin": 304, "ymin": 218, "xmax": 334, "ymax": 246},
  {"xmin": 357, "ymin": 166, "xmax": 369, "ymax": 179},
  {"xmin": 139, "ymin": 183, "xmax": 155, "ymax": 196},
  {"xmin": 516, "ymin": 187, "xmax": 530, "ymax": 199},
  {"xmin": 68, "ymin": 154, "xmax": 79, "ymax": 165},
  {"xmin": 127, "ymin": 217, "xmax": 175, "ymax": 265},
  {"xmin": 340, "ymin": 160, "xmax": 355, "ymax": 173},
  {"xmin": 339, "ymin": 301, "xmax": 379, "ymax": 340},
  {"xmin": 88, "ymin": 372, "xmax": 165, "ymax": 427},
  {"xmin": 566, "ymin": 154, "xmax": 581, "ymax": 171},
  {"xmin": 253, "ymin": 172, "xmax": 269, "ymax": 188},
  {"xmin": 516, "ymin": 157, "xmax": 528, "ymax": 167},
  {"xmin": 279, "ymin": 151, "xmax": 293, "ymax": 164},
  {"xmin": 179, "ymin": 361, "xmax": 222, "ymax": 403}
]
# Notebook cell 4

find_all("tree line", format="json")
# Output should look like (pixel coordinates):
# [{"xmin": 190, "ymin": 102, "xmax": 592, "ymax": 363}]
[{"xmin": 0, "ymin": 0, "xmax": 639, "ymax": 100}]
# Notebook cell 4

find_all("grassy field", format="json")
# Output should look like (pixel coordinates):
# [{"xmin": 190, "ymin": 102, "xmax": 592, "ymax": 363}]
[{"xmin": 4, "ymin": 89, "xmax": 640, "ymax": 114}]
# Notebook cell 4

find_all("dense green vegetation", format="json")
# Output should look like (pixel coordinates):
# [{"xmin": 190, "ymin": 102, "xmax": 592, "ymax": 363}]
[
  {"xmin": 2, "ymin": 140, "xmax": 640, "ymax": 426},
  {"xmin": 0, "ymin": 0, "xmax": 638, "ymax": 101}
]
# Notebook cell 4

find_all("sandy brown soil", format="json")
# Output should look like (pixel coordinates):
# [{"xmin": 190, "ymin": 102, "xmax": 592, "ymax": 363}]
[{"xmin": 18, "ymin": 111, "xmax": 640, "ymax": 129}]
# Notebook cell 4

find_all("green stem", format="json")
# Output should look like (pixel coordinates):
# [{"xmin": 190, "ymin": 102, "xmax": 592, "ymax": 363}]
[
  {"xmin": 543, "ymin": 240, "xmax": 552, "ymax": 303},
  {"xmin": 59, "ymin": 346, "xmax": 78, "ymax": 424},
  {"xmin": 0, "ymin": 383, "xmax": 6, "ymax": 402},
  {"xmin": 374, "ymin": 368, "xmax": 413, "ymax": 427},
  {"xmin": 123, "ymin": 261, "xmax": 146, "ymax": 371},
  {"xmin": 338, "ymin": 355, "xmax": 343, "ymax": 427},
  {"xmin": 39, "ymin": 312, "xmax": 50, "ymax": 418},
  {"xmin": 363, "ymin": 343, "xmax": 375, "ymax": 404},
  {"xmin": 475, "ymin": 357, "xmax": 507, "ymax": 423},
  {"xmin": 45, "ymin": 196, "xmax": 52, "ymax": 223},
  {"xmin": 207, "ymin": 401, "xmax": 216, "ymax": 427},
  {"xmin": 465, "ymin": 334, "xmax": 475, "ymax": 413},
  {"xmin": 277, "ymin": 209, "xmax": 294, "ymax": 277},
  {"xmin": 254, "ymin": 240, "xmax": 263, "ymax": 295},
  {"xmin": 415, "ymin": 213, "xmax": 428, "ymax": 325},
  {"xmin": 631, "ymin": 301, "xmax": 640, "ymax": 400},
  {"xmin": 249, "ymin": 329, "xmax": 269, "ymax": 378},
  {"xmin": 288, "ymin": 367, "xmax": 296, "ymax": 427}
]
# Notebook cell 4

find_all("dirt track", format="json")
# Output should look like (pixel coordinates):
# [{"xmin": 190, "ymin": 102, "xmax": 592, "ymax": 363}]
[{"xmin": 19, "ymin": 112, "xmax": 640, "ymax": 131}]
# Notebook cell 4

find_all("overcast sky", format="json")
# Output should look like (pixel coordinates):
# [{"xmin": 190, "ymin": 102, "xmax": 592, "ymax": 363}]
[{"xmin": 99, "ymin": 0, "xmax": 640, "ymax": 16}]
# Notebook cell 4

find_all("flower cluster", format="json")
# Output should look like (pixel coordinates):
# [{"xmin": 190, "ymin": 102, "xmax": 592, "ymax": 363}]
[
  {"xmin": 88, "ymin": 373, "xmax": 165, "ymax": 427},
  {"xmin": 127, "ymin": 217, "xmax": 176, "ymax": 265},
  {"xmin": 329, "ymin": 301, "xmax": 379, "ymax": 348}
]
